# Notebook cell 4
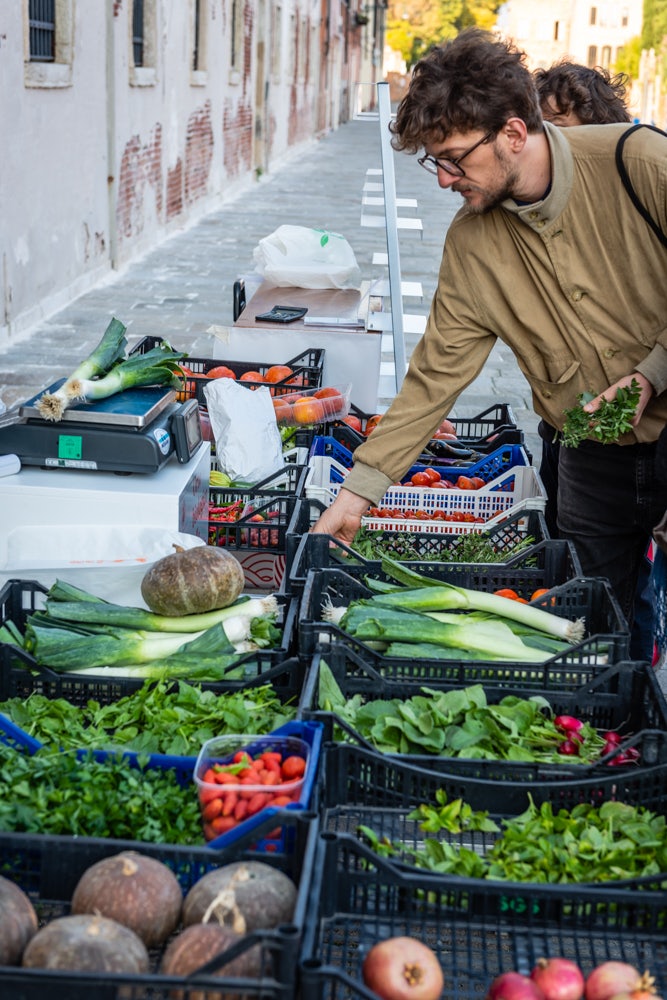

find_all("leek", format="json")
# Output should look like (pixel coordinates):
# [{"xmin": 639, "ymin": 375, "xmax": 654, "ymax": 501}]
[
  {"xmin": 43, "ymin": 592, "xmax": 277, "ymax": 634},
  {"xmin": 373, "ymin": 556, "xmax": 585, "ymax": 643},
  {"xmin": 36, "ymin": 338, "xmax": 185, "ymax": 422},
  {"xmin": 35, "ymin": 317, "xmax": 128, "ymax": 420},
  {"xmin": 335, "ymin": 603, "xmax": 555, "ymax": 663},
  {"xmin": 24, "ymin": 620, "xmax": 238, "ymax": 671}
]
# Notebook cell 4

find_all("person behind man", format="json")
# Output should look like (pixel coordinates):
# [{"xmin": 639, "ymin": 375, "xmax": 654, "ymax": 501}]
[
  {"xmin": 312, "ymin": 28, "xmax": 667, "ymax": 633},
  {"xmin": 535, "ymin": 61, "xmax": 632, "ymax": 127}
]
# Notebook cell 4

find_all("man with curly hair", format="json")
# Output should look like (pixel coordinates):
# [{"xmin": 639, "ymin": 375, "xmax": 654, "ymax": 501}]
[{"xmin": 313, "ymin": 29, "xmax": 667, "ymax": 635}]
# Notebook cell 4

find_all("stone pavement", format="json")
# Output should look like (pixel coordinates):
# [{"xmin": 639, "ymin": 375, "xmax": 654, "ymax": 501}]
[{"xmin": 0, "ymin": 114, "xmax": 541, "ymax": 460}]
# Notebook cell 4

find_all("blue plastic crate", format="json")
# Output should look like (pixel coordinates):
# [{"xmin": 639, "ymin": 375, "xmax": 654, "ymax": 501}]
[
  {"xmin": 0, "ymin": 715, "xmax": 322, "ymax": 853},
  {"xmin": 308, "ymin": 436, "xmax": 529, "ymax": 485}
]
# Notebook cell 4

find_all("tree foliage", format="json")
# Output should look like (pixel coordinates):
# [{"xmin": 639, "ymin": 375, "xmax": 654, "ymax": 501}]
[
  {"xmin": 614, "ymin": 35, "xmax": 642, "ymax": 78},
  {"xmin": 642, "ymin": 0, "xmax": 667, "ymax": 52},
  {"xmin": 385, "ymin": 0, "xmax": 502, "ymax": 69}
]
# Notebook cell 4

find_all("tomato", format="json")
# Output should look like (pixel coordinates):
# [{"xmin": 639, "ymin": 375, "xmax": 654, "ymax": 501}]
[
  {"xmin": 239, "ymin": 370, "xmax": 265, "ymax": 383},
  {"xmin": 292, "ymin": 397, "xmax": 325, "ymax": 424},
  {"xmin": 365, "ymin": 414, "xmax": 383, "ymax": 436},
  {"xmin": 207, "ymin": 365, "xmax": 237, "ymax": 379},
  {"xmin": 530, "ymin": 588, "xmax": 550, "ymax": 602},
  {"xmin": 272, "ymin": 398, "xmax": 292, "ymax": 424},
  {"xmin": 456, "ymin": 476, "xmax": 474, "ymax": 489},
  {"xmin": 314, "ymin": 386, "xmax": 340, "ymax": 399},
  {"xmin": 431, "ymin": 509, "xmax": 447, "ymax": 519},
  {"xmin": 468, "ymin": 477, "xmax": 486, "ymax": 490},
  {"xmin": 422, "ymin": 467, "xmax": 441, "ymax": 484},
  {"xmin": 494, "ymin": 588, "xmax": 521, "ymax": 600},
  {"xmin": 264, "ymin": 365, "xmax": 295, "ymax": 384},
  {"xmin": 410, "ymin": 472, "xmax": 431, "ymax": 487},
  {"xmin": 342, "ymin": 415, "xmax": 363, "ymax": 432},
  {"xmin": 413, "ymin": 510, "xmax": 430, "ymax": 520},
  {"xmin": 438, "ymin": 418, "xmax": 457, "ymax": 436},
  {"xmin": 281, "ymin": 756, "xmax": 306, "ymax": 780},
  {"xmin": 449, "ymin": 511, "xmax": 465, "ymax": 521}
]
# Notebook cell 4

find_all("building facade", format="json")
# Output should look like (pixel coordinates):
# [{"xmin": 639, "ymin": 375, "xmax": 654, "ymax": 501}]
[
  {"xmin": 0, "ymin": 0, "xmax": 385, "ymax": 345},
  {"xmin": 496, "ymin": 0, "xmax": 643, "ymax": 70}
]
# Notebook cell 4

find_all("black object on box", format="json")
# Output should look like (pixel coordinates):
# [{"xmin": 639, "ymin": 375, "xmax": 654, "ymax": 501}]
[
  {"xmin": 255, "ymin": 305, "xmax": 309, "ymax": 323},
  {"xmin": 300, "ymin": 652, "xmax": 667, "ymax": 779},
  {"xmin": 299, "ymin": 566, "xmax": 630, "ymax": 665},
  {"xmin": 0, "ymin": 580, "xmax": 301, "ymax": 706},
  {"xmin": 298, "ymin": 831, "xmax": 667, "ymax": 1000}
]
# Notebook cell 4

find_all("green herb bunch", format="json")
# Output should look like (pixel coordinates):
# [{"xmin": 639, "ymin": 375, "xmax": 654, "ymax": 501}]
[{"xmin": 560, "ymin": 378, "xmax": 641, "ymax": 448}]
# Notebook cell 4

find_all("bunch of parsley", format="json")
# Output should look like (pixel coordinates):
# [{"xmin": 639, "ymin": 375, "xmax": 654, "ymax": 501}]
[{"xmin": 560, "ymin": 378, "xmax": 641, "ymax": 448}]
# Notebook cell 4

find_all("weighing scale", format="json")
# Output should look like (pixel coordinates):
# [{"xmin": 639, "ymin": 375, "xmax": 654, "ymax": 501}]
[{"xmin": 0, "ymin": 382, "xmax": 202, "ymax": 475}]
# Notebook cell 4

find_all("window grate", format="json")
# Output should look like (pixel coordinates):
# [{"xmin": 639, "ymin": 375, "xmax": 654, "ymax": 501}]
[
  {"xmin": 133, "ymin": 0, "xmax": 145, "ymax": 67},
  {"xmin": 29, "ymin": 0, "xmax": 55, "ymax": 62}
]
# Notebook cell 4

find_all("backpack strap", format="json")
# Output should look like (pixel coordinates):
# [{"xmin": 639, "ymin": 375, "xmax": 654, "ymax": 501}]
[{"xmin": 615, "ymin": 123, "xmax": 667, "ymax": 248}]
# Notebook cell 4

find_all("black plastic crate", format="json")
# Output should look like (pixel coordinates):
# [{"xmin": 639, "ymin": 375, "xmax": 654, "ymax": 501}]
[
  {"xmin": 329, "ymin": 402, "xmax": 527, "ymax": 455},
  {"xmin": 131, "ymin": 335, "xmax": 325, "ymax": 402},
  {"xmin": 299, "ymin": 565, "xmax": 629, "ymax": 666},
  {"xmin": 0, "ymin": 580, "xmax": 301, "ymax": 704},
  {"xmin": 286, "ymin": 509, "xmax": 556, "ymax": 594},
  {"xmin": 209, "ymin": 457, "xmax": 307, "ymax": 500},
  {"xmin": 208, "ymin": 494, "xmax": 303, "ymax": 591},
  {"xmin": 0, "ymin": 811, "xmax": 318, "ymax": 1000},
  {"xmin": 312, "ymin": 753, "xmax": 667, "ymax": 929},
  {"xmin": 299, "ymin": 833, "xmax": 667, "ymax": 1000},
  {"xmin": 299, "ymin": 654, "xmax": 667, "ymax": 779}
]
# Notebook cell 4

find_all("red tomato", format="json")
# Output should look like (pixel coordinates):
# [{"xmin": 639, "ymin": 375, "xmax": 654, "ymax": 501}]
[
  {"xmin": 422, "ymin": 468, "xmax": 441, "ymax": 484},
  {"xmin": 342, "ymin": 415, "xmax": 362, "ymax": 432},
  {"xmin": 456, "ymin": 476, "xmax": 474, "ymax": 490},
  {"xmin": 207, "ymin": 365, "xmax": 237, "ymax": 379},
  {"xmin": 468, "ymin": 476, "xmax": 486, "ymax": 490},
  {"xmin": 281, "ymin": 756, "xmax": 306, "ymax": 781},
  {"xmin": 449, "ymin": 511, "xmax": 465, "ymax": 521},
  {"xmin": 364, "ymin": 414, "xmax": 383, "ymax": 436},
  {"xmin": 410, "ymin": 472, "xmax": 431, "ymax": 486}
]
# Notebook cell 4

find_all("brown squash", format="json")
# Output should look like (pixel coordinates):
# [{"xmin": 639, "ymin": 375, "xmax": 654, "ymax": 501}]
[
  {"xmin": 160, "ymin": 923, "xmax": 264, "ymax": 1000},
  {"xmin": 182, "ymin": 861, "xmax": 297, "ymax": 934},
  {"xmin": 21, "ymin": 914, "xmax": 150, "ymax": 974},
  {"xmin": 71, "ymin": 850, "xmax": 183, "ymax": 947},
  {"xmin": 0, "ymin": 874, "xmax": 38, "ymax": 965},
  {"xmin": 141, "ymin": 545, "xmax": 245, "ymax": 616}
]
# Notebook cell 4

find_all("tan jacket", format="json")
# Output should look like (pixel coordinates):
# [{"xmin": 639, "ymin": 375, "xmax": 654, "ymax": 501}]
[{"xmin": 347, "ymin": 121, "xmax": 667, "ymax": 504}]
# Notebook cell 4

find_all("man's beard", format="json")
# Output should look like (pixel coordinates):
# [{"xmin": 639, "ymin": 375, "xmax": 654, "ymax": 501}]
[{"xmin": 453, "ymin": 145, "xmax": 520, "ymax": 215}]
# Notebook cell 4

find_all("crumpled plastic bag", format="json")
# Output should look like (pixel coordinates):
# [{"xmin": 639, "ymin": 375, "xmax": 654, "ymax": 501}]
[
  {"xmin": 252, "ymin": 225, "xmax": 361, "ymax": 290},
  {"xmin": 203, "ymin": 377, "xmax": 284, "ymax": 483}
]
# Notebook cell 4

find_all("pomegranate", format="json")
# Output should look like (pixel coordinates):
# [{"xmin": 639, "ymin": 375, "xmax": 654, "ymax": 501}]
[
  {"xmin": 585, "ymin": 963, "xmax": 654, "ymax": 1000},
  {"xmin": 486, "ymin": 971, "xmax": 545, "ymax": 1000},
  {"xmin": 530, "ymin": 957, "xmax": 585, "ymax": 1000},
  {"xmin": 362, "ymin": 936, "xmax": 444, "ymax": 1000}
]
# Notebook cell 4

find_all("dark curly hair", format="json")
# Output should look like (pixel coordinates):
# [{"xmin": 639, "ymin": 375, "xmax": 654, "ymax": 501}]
[
  {"xmin": 534, "ymin": 60, "xmax": 632, "ymax": 124},
  {"xmin": 390, "ymin": 28, "xmax": 543, "ymax": 153}
]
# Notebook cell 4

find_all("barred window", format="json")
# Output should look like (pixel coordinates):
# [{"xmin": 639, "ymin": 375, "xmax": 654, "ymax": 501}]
[
  {"xmin": 133, "ymin": 0, "xmax": 145, "ymax": 67},
  {"xmin": 29, "ymin": 0, "xmax": 55, "ymax": 62}
]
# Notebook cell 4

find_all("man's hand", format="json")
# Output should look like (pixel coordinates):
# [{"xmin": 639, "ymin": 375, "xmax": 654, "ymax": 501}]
[
  {"xmin": 583, "ymin": 372, "xmax": 654, "ymax": 426},
  {"xmin": 310, "ymin": 488, "xmax": 371, "ymax": 546}
]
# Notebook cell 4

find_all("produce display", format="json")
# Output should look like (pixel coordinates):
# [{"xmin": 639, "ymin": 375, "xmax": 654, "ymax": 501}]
[{"xmin": 1, "ymin": 368, "xmax": 665, "ymax": 1000}]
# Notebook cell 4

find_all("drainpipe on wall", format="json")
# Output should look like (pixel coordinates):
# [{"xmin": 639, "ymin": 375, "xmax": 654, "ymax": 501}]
[{"xmin": 106, "ymin": 0, "xmax": 119, "ymax": 269}]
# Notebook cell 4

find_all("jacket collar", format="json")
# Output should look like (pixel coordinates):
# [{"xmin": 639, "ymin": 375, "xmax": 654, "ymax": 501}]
[{"xmin": 501, "ymin": 121, "xmax": 573, "ymax": 229}]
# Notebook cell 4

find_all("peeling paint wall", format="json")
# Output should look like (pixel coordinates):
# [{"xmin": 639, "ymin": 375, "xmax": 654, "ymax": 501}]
[{"xmin": 1, "ymin": 0, "xmax": 381, "ymax": 342}]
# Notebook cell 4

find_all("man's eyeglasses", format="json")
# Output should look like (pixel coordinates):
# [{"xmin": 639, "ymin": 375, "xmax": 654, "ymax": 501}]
[{"xmin": 418, "ymin": 131, "xmax": 494, "ymax": 178}]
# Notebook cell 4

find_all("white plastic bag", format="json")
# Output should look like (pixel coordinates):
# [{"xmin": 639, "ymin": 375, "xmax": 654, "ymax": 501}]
[
  {"xmin": 0, "ymin": 526, "xmax": 205, "ymax": 607},
  {"xmin": 203, "ymin": 377, "xmax": 284, "ymax": 483},
  {"xmin": 252, "ymin": 225, "xmax": 361, "ymax": 290}
]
